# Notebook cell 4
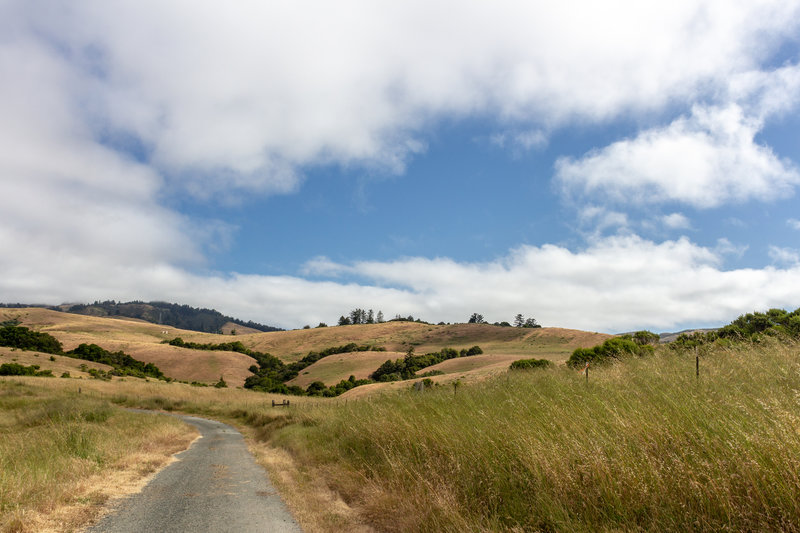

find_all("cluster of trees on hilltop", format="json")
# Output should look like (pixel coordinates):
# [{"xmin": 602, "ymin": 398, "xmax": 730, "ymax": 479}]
[
  {"xmin": 56, "ymin": 300, "xmax": 283, "ymax": 334},
  {"xmin": 338, "ymin": 308, "xmax": 384, "ymax": 325},
  {"xmin": 338, "ymin": 308, "xmax": 439, "ymax": 325},
  {"xmin": 467, "ymin": 313, "xmax": 541, "ymax": 327},
  {"xmin": 337, "ymin": 309, "xmax": 541, "ymax": 328}
]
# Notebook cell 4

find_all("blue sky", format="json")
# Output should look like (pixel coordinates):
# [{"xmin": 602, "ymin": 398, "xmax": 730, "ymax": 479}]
[{"xmin": 2, "ymin": 1, "xmax": 800, "ymax": 332}]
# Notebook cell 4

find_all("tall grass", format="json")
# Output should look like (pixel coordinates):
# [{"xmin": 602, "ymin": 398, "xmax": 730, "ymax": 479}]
[
  {"xmin": 0, "ymin": 379, "xmax": 194, "ymax": 532},
  {"xmin": 268, "ymin": 339, "xmax": 800, "ymax": 532}
]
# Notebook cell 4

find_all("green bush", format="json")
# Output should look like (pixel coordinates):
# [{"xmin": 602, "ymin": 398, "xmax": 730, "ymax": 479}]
[
  {"xmin": 509, "ymin": 358, "xmax": 553, "ymax": 370},
  {"xmin": 0, "ymin": 325, "xmax": 63, "ymax": 354},
  {"xmin": 567, "ymin": 337, "xmax": 653, "ymax": 368},
  {"xmin": 0, "ymin": 363, "xmax": 54, "ymax": 377}
]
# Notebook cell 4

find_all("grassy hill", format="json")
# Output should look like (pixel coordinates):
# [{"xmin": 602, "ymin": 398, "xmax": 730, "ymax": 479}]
[
  {"xmin": 0, "ymin": 308, "xmax": 609, "ymax": 390},
  {"xmin": 0, "ymin": 347, "xmax": 114, "ymax": 378},
  {"xmin": 0, "ymin": 308, "xmax": 256, "ymax": 386}
]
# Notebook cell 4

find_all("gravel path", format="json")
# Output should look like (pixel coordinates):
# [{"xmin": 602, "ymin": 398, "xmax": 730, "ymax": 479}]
[{"xmin": 87, "ymin": 413, "xmax": 302, "ymax": 533}]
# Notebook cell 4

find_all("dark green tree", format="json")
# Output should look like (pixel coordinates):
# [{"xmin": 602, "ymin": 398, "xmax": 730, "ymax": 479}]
[{"xmin": 468, "ymin": 313, "xmax": 485, "ymax": 324}]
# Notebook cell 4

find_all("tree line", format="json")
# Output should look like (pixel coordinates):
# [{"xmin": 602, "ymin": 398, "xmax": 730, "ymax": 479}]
[
  {"xmin": 336, "ymin": 308, "xmax": 542, "ymax": 328},
  {"xmin": 60, "ymin": 300, "xmax": 283, "ymax": 334}
]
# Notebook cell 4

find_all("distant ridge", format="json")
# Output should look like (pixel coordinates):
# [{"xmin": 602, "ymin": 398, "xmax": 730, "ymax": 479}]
[
  {"xmin": 657, "ymin": 328, "xmax": 718, "ymax": 344},
  {"xmin": 1, "ymin": 300, "xmax": 283, "ymax": 334}
]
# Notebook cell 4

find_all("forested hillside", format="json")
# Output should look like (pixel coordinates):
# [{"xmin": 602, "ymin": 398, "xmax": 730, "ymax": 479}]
[{"xmin": 51, "ymin": 301, "xmax": 282, "ymax": 334}]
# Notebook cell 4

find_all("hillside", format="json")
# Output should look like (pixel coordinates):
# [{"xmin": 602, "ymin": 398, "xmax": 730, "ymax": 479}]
[
  {"xmin": 49, "ymin": 300, "xmax": 282, "ymax": 334},
  {"xmin": 0, "ymin": 308, "xmax": 610, "ymax": 391},
  {"xmin": 0, "ymin": 308, "xmax": 255, "ymax": 386}
]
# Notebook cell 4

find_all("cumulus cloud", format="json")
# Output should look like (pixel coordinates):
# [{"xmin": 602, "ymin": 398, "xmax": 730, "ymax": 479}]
[
  {"xmin": 3, "ymin": 0, "xmax": 799, "ymax": 195},
  {"xmin": 662, "ymin": 213, "xmax": 691, "ymax": 230},
  {"xmin": 0, "ymin": 36, "xmax": 202, "ymax": 301},
  {"xmin": 788, "ymin": 219, "xmax": 800, "ymax": 231},
  {"xmin": 555, "ymin": 105, "xmax": 800, "ymax": 207}
]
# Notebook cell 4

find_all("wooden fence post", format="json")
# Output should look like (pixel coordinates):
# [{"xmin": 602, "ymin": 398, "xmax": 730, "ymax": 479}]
[{"xmin": 695, "ymin": 347, "xmax": 699, "ymax": 379}]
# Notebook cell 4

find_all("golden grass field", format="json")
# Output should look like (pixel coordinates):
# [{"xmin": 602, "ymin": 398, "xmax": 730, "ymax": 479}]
[{"xmin": 287, "ymin": 350, "xmax": 405, "ymax": 388}]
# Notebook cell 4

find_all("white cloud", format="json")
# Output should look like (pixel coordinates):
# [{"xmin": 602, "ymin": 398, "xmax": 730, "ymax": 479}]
[
  {"xmin": 729, "ymin": 63, "xmax": 800, "ymax": 120},
  {"xmin": 3, "ymin": 233, "xmax": 800, "ymax": 332},
  {"xmin": 768, "ymin": 246, "xmax": 800, "ymax": 265},
  {"xmin": 0, "ymin": 37, "xmax": 202, "ymax": 278},
  {"xmin": 490, "ymin": 129, "xmax": 548, "ymax": 153},
  {"xmin": 556, "ymin": 105, "xmax": 800, "ymax": 207},
  {"xmin": 3, "ymin": 1, "xmax": 799, "ymax": 196},
  {"xmin": 662, "ymin": 213, "xmax": 691, "ymax": 230},
  {"xmin": 788, "ymin": 219, "xmax": 800, "ymax": 230},
  {"xmin": 579, "ymin": 206, "xmax": 630, "ymax": 235}
]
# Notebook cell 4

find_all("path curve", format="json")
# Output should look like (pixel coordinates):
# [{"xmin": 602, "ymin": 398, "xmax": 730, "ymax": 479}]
[{"xmin": 87, "ymin": 412, "xmax": 302, "ymax": 533}]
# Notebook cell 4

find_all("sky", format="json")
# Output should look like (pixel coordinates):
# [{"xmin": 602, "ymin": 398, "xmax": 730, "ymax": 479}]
[{"xmin": 2, "ymin": 1, "xmax": 800, "ymax": 332}]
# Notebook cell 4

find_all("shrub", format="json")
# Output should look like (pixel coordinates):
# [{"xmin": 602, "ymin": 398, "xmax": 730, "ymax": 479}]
[
  {"xmin": 509, "ymin": 358, "xmax": 554, "ymax": 370},
  {"xmin": 0, "ymin": 325, "xmax": 63, "ymax": 354},
  {"xmin": 0, "ymin": 363, "xmax": 54, "ymax": 377},
  {"xmin": 567, "ymin": 337, "xmax": 652, "ymax": 368}
]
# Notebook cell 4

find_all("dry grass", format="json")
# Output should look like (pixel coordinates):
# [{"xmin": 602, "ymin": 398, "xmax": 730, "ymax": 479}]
[
  {"xmin": 266, "ymin": 339, "xmax": 800, "ymax": 532},
  {"xmin": 0, "ymin": 377, "xmax": 198, "ymax": 533},
  {"xmin": 0, "ymin": 348, "xmax": 113, "ymax": 378},
  {"xmin": 288, "ymin": 351, "xmax": 404, "ymax": 388},
  {"xmin": 246, "ymin": 435, "xmax": 375, "ymax": 533}
]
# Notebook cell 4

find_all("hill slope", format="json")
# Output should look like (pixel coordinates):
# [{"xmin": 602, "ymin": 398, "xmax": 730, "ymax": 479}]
[{"xmin": 0, "ymin": 308, "xmax": 610, "ymax": 390}]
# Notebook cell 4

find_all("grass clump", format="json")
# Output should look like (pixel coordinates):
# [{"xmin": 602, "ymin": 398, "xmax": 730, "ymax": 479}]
[{"xmin": 269, "ymin": 339, "xmax": 800, "ymax": 532}]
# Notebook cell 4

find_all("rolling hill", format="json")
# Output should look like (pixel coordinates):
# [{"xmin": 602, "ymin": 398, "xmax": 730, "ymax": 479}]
[{"xmin": 0, "ymin": 307, "xmax": 610, "ymax": 391}]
